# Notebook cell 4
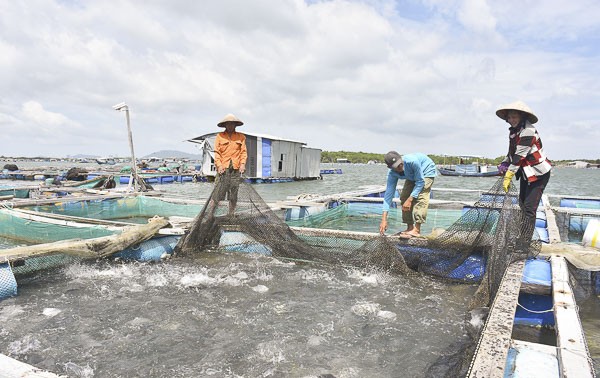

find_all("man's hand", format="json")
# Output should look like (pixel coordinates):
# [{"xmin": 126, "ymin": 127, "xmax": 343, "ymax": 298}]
[
  {"xmin": 239, "ymin": 164, "xmax": 246, "ymax": 174},
  {"xmin": 217, "ymin": 166, "xmax": 226, "ymax": 174},
  {"xmin": 402, "ymin": 197, "xmax": 413, "ymax": 211},
  {"xmin": 379, "ymin": 219, "xmax": 388, "ymax": 235},
  {"xmin": 379, "ymin": 212, "xmax": 388, "ymax": 235}
]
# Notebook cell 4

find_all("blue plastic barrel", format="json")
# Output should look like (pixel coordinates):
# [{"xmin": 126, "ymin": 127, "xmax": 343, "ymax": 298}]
[
  {"xmin": 219, "ymin": 231, "xmax": 272, "ymax": 255},
  {"xmin": 560, "ymin": 198, "xmax": 600, "ymax": 209},
  {"xmin": 535, "ymin": 210, "xmax": 547, "ymax": 228},
  {"xmin": 395, "ymin": 245, "xmax": 485, "ymax": 282},
  {"xmin": 522, "ymin": 259, "xmax": 551, "ymax": 287},
  {"xmin": 535, "ymin": 227, "xmax": 549, "ymax": 243},
  {"xmin": 514, "ymin": 292, "xmax": 554, "ymax": 327},
  {"xmin": 0, "ymin": 263, "xmax": 18, "ymax": 300},
  {"xmin": 114, "ymin": 235, "xmax": 180, "ymax": 262},
  {"xmin": 568, "ymin": 216, "xmax": 596, "ymax": 233}
]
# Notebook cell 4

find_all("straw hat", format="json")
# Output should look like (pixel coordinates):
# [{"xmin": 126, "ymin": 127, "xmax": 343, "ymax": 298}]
[
  {"xmin": 495, "ymin": 101, "xmax": 538, "ymax": 124},
  {"xmin": 217, "ymin": 114, "xmax": 244, "ymax": 127}
]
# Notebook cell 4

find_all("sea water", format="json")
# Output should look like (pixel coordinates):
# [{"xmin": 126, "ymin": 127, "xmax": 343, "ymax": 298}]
[
  {"xmin": 1, "ymin": 162, "xmax": 600, "ymax": 376},
  {"xmin": 1, "ymin": 255, "xmax": 475, "ymax": 377}
]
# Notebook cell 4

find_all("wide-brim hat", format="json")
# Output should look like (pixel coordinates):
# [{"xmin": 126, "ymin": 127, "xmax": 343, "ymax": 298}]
[
  {"xmin": 217, "ymin": 114, "xmax": 244, "ymax": 127},
  {"xmin": 384, "ymin": 151, "xmax": 403, "ymax": 169},
  {"xmin": 495, "ymin": 101, "xmax": 538, "ymax": 124}
]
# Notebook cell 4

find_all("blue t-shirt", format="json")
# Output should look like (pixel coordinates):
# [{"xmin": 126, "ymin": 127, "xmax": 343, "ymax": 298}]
[{"xmin": 382, "ymin": 153, "xmax": 437, "ymax": 212}]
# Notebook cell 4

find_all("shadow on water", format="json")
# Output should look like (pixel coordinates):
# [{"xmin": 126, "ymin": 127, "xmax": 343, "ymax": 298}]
[
  {"xmin": 579, "ymin": 296, "xmax": 600, "ymax": 375},
  {"xmin": 1, "ymin": 252, "xmax": 477, "ymax": 377}
]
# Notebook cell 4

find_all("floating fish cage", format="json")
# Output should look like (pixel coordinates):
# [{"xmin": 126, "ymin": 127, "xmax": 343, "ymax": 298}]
[{"xmin": 0, "ymin": 196, "xmax": 205, "ymax": 300}]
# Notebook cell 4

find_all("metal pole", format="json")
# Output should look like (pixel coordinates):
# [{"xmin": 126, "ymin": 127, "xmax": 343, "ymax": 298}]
[{"xmin": 123, "ymin": 106, "xmax": 138, "ymax": 192}]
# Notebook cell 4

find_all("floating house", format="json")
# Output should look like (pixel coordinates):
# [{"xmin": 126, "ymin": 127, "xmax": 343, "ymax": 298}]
[{"xmin": 187, "ymin": 132, "xmax": 322, "ymax": 181}]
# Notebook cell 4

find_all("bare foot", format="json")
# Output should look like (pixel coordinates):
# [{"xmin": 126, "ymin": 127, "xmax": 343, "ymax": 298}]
[{"xmin": 400, "ymin": 231, "xmax": 421, "ymax": 238}]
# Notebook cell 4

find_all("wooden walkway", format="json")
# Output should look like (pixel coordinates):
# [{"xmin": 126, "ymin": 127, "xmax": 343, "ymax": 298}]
[
  {"xmin": 0, "ymin": 353, "xmax": 62, "ymax": 377},
  {"xmin": 467, "ymin": 192, "xmax": 596, "ymax": 377}
]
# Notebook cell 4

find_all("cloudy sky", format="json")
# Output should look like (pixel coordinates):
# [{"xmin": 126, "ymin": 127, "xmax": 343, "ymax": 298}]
[{"xmin": 1, "ymin": 0, "xmax": 599, "ymax": 159}]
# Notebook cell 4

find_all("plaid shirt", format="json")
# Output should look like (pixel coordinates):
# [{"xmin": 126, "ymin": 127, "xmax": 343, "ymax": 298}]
[{"xmin": 502, "ymin": 122, "xmax": 552, "ymax": 182}]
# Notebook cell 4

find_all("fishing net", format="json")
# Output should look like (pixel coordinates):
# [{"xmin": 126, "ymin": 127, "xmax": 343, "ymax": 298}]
[
  {"xmin": 425, "ymin": 178, "xmax": 541, "ymax": 308},
  {"xmin": 176, "ymin": 173, "xmax": 540, "ymax": 307},
  {"xmin": 175, "ymin": 172, "xmax": 414, "ymax": 276},
  {"xmin": 175, "ymin": 173, "xmax": 548, "ymax": 378}
]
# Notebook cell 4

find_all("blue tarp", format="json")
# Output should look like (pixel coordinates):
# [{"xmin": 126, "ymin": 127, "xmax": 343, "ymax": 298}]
[{"xmin": 262, "ymin": 139, "xmax": 271, "ymax": 178}]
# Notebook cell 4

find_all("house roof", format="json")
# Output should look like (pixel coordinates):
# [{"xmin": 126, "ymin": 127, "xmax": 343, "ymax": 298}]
[{"xmin": 187, "ymin": 131, "xmax": 307, "ymax": 146}]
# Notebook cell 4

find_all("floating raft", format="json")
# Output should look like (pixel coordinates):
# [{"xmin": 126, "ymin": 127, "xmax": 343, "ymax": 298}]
[
  {"xmin": 467, "ymin": 192, "xmax": 596, "ymax": 377},
  {"xmin": 0, "ymin": 353, "xmax": 61, "ymax": 377}
]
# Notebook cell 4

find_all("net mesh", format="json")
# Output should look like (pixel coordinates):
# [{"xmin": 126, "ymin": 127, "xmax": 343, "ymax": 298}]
[
  {"xmin": 176, "ymin": 173, "xmax": 541, "ymax": 309},
  {"xmin": 176, "ymin": 172, "xmax": 414, "ymax": 275}
]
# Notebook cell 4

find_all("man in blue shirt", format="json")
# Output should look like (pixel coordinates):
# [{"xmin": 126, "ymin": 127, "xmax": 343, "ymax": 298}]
[{"xmin": 379, "ymin": 151, "xmax": 437, "ymax": 237}]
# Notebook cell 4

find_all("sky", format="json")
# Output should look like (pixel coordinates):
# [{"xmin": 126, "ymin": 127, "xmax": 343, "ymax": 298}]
[{"xmin": 1, "ymin": 0, "xmax": 599, "ymax": 160}]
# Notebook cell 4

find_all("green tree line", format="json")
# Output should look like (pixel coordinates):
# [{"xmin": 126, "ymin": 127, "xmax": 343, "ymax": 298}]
[{"xmin": 321, "ymin": 151, "xmax": 600, "ymax": 166}]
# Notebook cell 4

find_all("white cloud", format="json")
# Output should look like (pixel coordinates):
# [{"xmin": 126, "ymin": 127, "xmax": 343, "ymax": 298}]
[
  {"xmin": 457, "ymin": 0, "xmax": 496, "ymax": 34},
  {"xmin": 0, "ymin": 0, "xmax": 598, "ymax": 159},
  {"xmin": 21, "ymin": 101, "xmax": 70, "ymax": 127}
]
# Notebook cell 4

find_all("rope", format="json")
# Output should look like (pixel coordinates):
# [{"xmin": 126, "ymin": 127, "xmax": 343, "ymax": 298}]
[
  {"xmin": 516, "ymin": 301, "xmax": 554, "ymax": 314},
  {"xmin": 295, "ymin": 193, "xmax": 318, "ymax": 201},
  {"xmin": 1, "ymin": 201, "xmax": 15, "ymax": 210}
]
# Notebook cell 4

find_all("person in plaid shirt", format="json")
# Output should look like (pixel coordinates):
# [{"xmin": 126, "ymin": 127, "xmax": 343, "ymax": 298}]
[{"xmin": 496, "ymin": 100, "xmax": 552, "ymax": 246}]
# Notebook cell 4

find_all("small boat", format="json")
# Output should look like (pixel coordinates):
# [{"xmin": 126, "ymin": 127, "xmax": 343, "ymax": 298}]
[
  {"xmin": 320, "ymin": 168, "xmax": 343, "ymax": 174},
  {"xmin": 438, "ymin": 164, "xmax": 501, "ymax": 177},
  {"xmin": 96, "ymin": 157, "xmax": 116, "ymax": 165}
]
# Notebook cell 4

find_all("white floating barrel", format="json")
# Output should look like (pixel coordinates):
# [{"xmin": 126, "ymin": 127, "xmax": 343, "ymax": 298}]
[{"xmin": 582, "ymin": 218, "xmax": 600, "ymax": 249}]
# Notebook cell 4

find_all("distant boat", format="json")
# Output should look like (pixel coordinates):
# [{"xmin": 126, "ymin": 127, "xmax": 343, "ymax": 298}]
[
  {"xmin": 438, "ymin": 164, "xmax": 501, "ymax": 177},
  {"xmin": 96, "ymin": 157, "xmax": 116, "ymax": 165},
  {"xmin": 320, "ymin": 168, "xmax": 343, "ymax": 174}
]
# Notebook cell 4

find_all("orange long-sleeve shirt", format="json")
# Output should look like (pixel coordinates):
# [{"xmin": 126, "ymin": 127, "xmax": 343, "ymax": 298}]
[{"xmin": 214, "ymin": 131, "xmax": 247, "ymax": 170}]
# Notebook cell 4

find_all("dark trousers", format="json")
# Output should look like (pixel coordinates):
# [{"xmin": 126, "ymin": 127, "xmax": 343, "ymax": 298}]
[
  {"xmin": 518, "ymin": 171, "xmax": 550, "ymax": 243},
  {"xmin": 215, "ymin": 167, "xmax": 241, "ymax": 215}
]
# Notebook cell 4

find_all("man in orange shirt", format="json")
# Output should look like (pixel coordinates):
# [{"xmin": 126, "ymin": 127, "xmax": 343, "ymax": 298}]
[{"xmin": 214, "ymin": 114, "xmax": 247, "ymax": 216}]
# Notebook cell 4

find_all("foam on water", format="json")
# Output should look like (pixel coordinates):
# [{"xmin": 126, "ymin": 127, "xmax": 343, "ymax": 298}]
[
  {"xmin": 0, "ymin": 304, "xmax": 25, "ymax": 320},
  {"xmin": 42, "ymin": 308, "xmax": 61, "ymax": 317},
  {"xmin": 346, "ymin": 268, "xmax": 392, "ymax": 286},
  {"xmin": 251, "ymin": 284, "xmax": 269, "ymax": 293},
  {"xmin": 8, "ymin": 334, "xmax": 41, "ymax": 356},
  {"xmin": 0, "ymin": 248, "xmax": 476, "ymax": 376}
]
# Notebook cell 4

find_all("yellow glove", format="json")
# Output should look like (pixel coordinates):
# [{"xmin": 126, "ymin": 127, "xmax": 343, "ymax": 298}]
[{"xmin": 503, "ymin": 170, "xmax": 515, "ymax": 192}]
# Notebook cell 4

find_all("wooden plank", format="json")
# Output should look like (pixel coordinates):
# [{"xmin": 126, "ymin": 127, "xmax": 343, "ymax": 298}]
[
  {"xmin": 551, "ymin": 256, "xmax": 595, "ymax": 378},
  {"xmin": 0, "ymin": 208, "xmax": 123, "ymax": 232},
  {"xmin": 0, "ymin": 217, "xmax": 169, "ymax": 262},
  {"xmin": 553, "ymin": 207, "xmax": 600, "ymax": 216},
  {"xmin": 1, "ymin": 193, "xmax": 135, "ymax": 208},
  {"xmin": 546, "ymin": 194, "xmax": 600, "ymax": 201},
  {"xmin": 289, "ymin": 226, "xmax": 429, "ymax": 245},
  {"xmin": 542, "ymin": 195, "xmax": 561, "ymax": 244},
  {"xmin": 468, "ymin": 260, "xmax": 525, "ymax": 378},
  {"xmin": 11, "ymin": 208, "xmax": 138, "ymax": 227},
  {"xmin": 0, "ymin": 353, "xmax": 62, "ymax": 377}
]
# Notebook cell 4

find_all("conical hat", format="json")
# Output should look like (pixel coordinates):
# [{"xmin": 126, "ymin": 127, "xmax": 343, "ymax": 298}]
[
  {"xmin": 495, "ymin": 101, "xmax": 538, "ymax": 124},
  {"xmin": 217, "ymin": 114, "xmax": 244, "ymax": 127}
]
